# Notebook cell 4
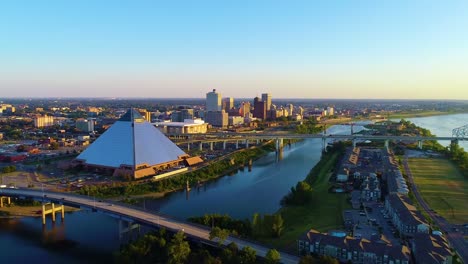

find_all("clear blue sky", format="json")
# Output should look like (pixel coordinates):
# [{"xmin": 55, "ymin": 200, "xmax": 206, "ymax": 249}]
[{"xmin": 1, "ymin": 0, "xmax": 468, "ymax": 99}]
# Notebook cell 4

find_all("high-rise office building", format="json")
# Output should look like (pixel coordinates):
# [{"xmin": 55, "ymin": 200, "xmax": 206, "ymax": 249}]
[
  {"xmin": 205, "ymin": 111, "xmax": 228, "ymax": 128},
  {"xmin": 76, "ymin": 119, "xmax": 95, "ymax": 132},
  {"xmin": 34, "ymin": 115, "xmax": 54, "ymax": 128},
  {"xmin": 137, "ymin": 109, "xmax": 152, "ymax": 122},
  {"xmin": 253, "ymin": 97, "xmax": 266, "ymax": 119},
  {"xmin": 261, "ymin": 93, "xmax": 272, "ymax": 111},
  {"xmin": 239, "ymin": 102, "xmax": 251, "ymax": 118},
  {"xmin": 206, "ymin": 89, "xmax": 222, "ymax": 111},
  {"xmin": 222, "ymin": 97, "xmax": 234, "ymax": 112},
  {"xmin": 171, "ymin": 109, "xmax": 194, "ymax": 122},
  {"xmin": 327, "ymin": 106, "xmax": 335, "ymax": 116},
  {"xmin": 287, "ymin": 104, "xmax": 294, "ymax": 116}
]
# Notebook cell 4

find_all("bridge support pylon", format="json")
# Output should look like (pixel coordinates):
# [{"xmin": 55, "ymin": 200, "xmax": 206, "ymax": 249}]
[
  {"xmin": 275, "ymin": 138, "xmax": 284, "ymax": 151},
  {"xmin": 42, "ymin": 202, "xmax": 65, "ymax": 225},
  {"xmin": 187, "ymin": 143, "xmax": 190, "ymax": 151},
  {"xmin": 352, "ymin": 140, "xmax": 357, "ymax": 148},
  {"xmin": 210, "ymin": 142, "xmax": 214, "ymax": 151},
  {"xmin": 245, "ymin": 139, "xmax": 249, "ymax": 148},
  {"xmin": 417, "ymin": 140, "xmax": 423, "ymax": 150},
  {"xmin": 199, "ymin": 142, "xmax": 203, "ymax": 151},
  {"xmin": 235, "ymin": 140, "xmax": 239, "ymax": 149},
  {"xmin": 322, "ymin": 138, "xmax": 327, "ymax": 153},
  {"xmin": 0, "ymin": 196, "xmax": 11, "ymax": 207},
  {"xmin": 223, "ymin": 141, "xmax": 227, "ymax": 150},
  {"xmin": 276, "ymin": 138, "xmax": 284, "ymax": 159},
  {"xmin": 384, "ymin": 140, "xmax": 389, "ymax": 149},
  {"xmin": 119, "ymin": 220, "xmax": 140, "ymax": 239}
]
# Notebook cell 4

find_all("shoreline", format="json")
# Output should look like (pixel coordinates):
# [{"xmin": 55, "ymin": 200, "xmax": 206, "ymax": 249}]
[
  {"xmin": 0, "ymin": 205, "xmax": 79, "ymax": 218},
  {"xmin": 107, "ymin": 143, "xmax": 276, "ymax": 201}
]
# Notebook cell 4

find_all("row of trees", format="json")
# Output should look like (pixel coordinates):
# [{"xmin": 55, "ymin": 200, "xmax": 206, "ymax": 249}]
[
  {"xmin": 448, "ymin": 142, "xmax": 468, "ymax": 177},
  {"xmin": 189, "ymin": 213, "xmax": 285, "ymax": 239},
  {"xmin": 295, "ymin": 118, "xmax": 324, "ymax": 134},
  {"xmin": 1, "ymin": 165, "xmax": 17, "ymax": 174},
  {"xmin": 116, "ymin": 228, "xmax": 282, "ymax": 264},
  {"xmin": 252, "ymin": 213, "xmax": 285, "ymax": 238}
]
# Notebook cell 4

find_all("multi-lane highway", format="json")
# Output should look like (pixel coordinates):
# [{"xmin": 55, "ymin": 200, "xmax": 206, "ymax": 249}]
[{"xmin": 0, "ymin": 188, "xmax": 299, "ymax": 264}]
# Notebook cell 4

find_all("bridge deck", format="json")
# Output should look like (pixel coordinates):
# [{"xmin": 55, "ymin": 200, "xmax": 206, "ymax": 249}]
[{"xmin": 0, "ymin": 188, "xmax": 299, "ymax": 264}]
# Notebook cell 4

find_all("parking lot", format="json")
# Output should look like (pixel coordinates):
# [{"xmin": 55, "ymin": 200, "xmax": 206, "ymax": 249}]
[{"xmin": 363, "ymin": 201, "xmax": 401, "ymax": 245}]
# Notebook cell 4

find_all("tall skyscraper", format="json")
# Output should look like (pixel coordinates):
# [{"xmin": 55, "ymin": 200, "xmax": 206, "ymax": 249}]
[
  {"xmin": 253, "ymin": 97, "xmax": 266, "ymax": 119},
  {"xmin": 240, "ymin": 101, "xmax": 251, "ymax": 118},
  {"xmin": 206, "ymin": 89, "xmax": 222, "ymax": 111},
  {"xmin": 287, "ymin": 104, "xmax": 294, "ymax": 116},
  {"xmin": 261, "ymin": 93, "xmax": 272, "ymax": 111},
  {"xmin": 222, "ymin": 97, "xmax": 234, "ymax": 112}
]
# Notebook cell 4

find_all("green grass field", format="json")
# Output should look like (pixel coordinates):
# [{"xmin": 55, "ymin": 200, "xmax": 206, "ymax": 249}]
[
  {"xmin": 263, "ymin": 152, "xmax": 350, "ymax": 251},
  {"xmin": 408, "ymin": 158, "xmax": 468, "ymax": 224}
]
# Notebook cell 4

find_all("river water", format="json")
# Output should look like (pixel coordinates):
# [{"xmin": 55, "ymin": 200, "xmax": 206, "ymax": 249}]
[
  {"xmin": 1, "ymin": 114, "xmax": 466, "ymax": 262},
  {"xmin": 399, "ymin": 113, "xmax": 468, "ymax": 149}
]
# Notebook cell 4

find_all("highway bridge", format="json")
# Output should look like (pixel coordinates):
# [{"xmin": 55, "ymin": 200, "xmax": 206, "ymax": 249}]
[
  {"xmin": 0, "ymin": 188, "xmax": 299, "ymax": 264},
  {"xmin": 175, "ymin": 133, "xmax": 466, "ymax": 141},
  {"xmin": 171, "ymin": 132, "xmax": 467, "ymax": 152}
]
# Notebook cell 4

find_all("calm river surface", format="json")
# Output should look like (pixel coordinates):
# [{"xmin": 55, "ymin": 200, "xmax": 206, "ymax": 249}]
[{"xmin": 1, "ymin": 114, "xmax": 466, "ymax": 262}]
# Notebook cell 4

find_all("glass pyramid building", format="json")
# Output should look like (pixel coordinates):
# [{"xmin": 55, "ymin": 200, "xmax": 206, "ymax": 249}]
[{"xmin": 75, "ymin": 109, "xmax": 189, "ymax": 179}]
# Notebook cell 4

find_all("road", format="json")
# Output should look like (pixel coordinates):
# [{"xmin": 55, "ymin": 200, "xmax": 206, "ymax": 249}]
[
  {"xmin": 0, "ymin": 188, "xmax": 299, "ymax": 264},
  {"xmin": 402, "ymin": 155, "xmax": 468, "ymax": 264}
]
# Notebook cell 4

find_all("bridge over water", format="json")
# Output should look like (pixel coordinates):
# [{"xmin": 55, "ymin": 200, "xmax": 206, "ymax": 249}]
[
  {"xmin": 171, "ymin": 131, "xmax": 468, "ymax": 152},
  {"xmin": 0, "ymin": 188, "xmax": 299, "ymax": 264}
]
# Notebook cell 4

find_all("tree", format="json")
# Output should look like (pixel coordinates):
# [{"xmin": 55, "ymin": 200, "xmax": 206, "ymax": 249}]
[
  {"xmin": 240, "ymin": 246, "xmax": 257, "ymax": 264},
  {"xmin": 167, "ymin": 231, "xmax": 191, "ymax": 264},
  {"xmin": 221, "ymin": 242, "xmax": 240, "ymax": 264},
  {"xmin": 320, "ymin": 255, "xmax": 339, "ymax": 264},
  {"xmin": 299, "ymin": 255, "xmax": 318, "ymax": 264},
  {"xmin": 272, "ymin": 213, "xmax": 284, "ymax": 237},
  {"xmin": 209, "ymin": 226, "xmax": 230, "ymax": 245},
  {"xmin": 265, "ymin": 249, "xmax": 281, "ymax": 264},
  {"xmin": 252, "ymin": 213, "xmax": 261, "ymax": 237},
  {"xmin": 49, "ymin": 142, "xmax": 59, "ymax": 150}
]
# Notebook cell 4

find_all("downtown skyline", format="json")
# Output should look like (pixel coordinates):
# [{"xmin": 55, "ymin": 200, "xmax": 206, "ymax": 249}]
[{"xmin": 1, "ymin": 1, "xmax": 468, "ymax": 99}]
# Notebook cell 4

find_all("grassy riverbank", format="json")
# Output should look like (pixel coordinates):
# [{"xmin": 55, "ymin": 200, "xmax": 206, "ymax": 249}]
[
  {"xmin": 262, "ymin": 145, "xmax": 349, "ymax": 251},
  {"xmin": 408, "ymin": 158, "xmax": 468, "ymax": 224},
  {"xmin": 79, "ymin": 143, "xmax": 276, "ymax": 199}
]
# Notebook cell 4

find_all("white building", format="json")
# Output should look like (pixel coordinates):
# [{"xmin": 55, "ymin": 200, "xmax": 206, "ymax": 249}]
[{"xmin": 154, "ymin": 119, "xmax": 208, "ymax": 134}]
